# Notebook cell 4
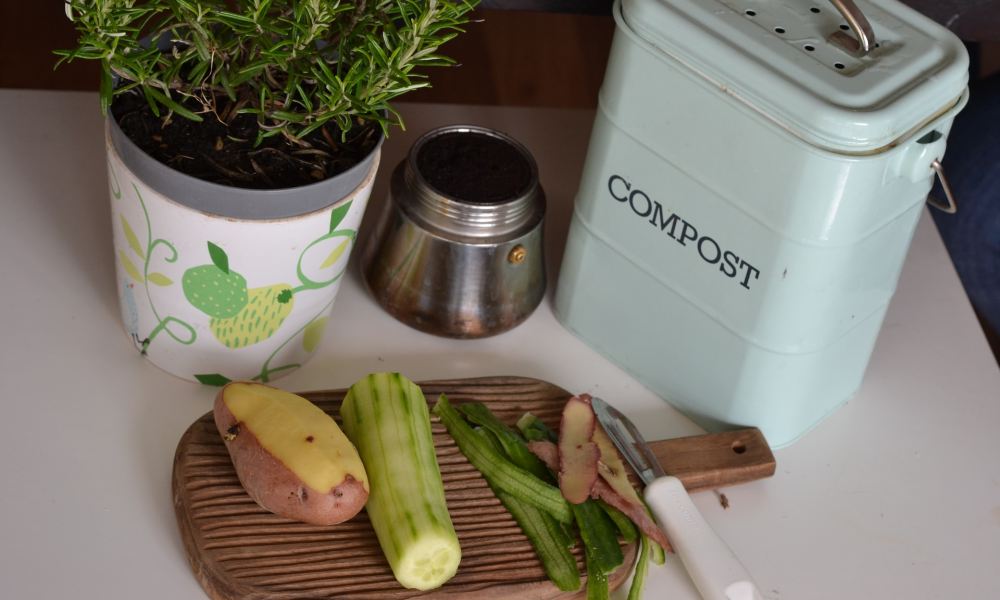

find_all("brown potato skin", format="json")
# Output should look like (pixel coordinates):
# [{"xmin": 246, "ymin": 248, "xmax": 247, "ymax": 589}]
[{"xmin": 213, "ymin": 390, "xmax": 368, "ymax": 526}]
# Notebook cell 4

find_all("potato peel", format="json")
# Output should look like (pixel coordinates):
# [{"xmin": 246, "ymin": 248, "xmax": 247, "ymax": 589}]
[
  {"xmin": 528, "ymin": 438, "xmax": 671, "ymax": 551},
  {"xmin": 557, "ymin": 395, "xmax": 601, "ymax": 504}
]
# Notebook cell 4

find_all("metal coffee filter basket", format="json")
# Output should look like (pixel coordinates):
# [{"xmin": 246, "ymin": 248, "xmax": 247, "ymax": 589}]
[{"xmin": 362, "ymin": 125, "xmax": 546, "ymax": 338}]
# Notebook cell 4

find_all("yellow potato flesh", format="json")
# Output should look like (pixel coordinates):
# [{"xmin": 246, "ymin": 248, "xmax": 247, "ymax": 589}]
[
  {"xmin": 223, "ymin": 383, "xmax": 368, "ymax": 493},
  {"xmin": 592, "ymin": 424, "xmax": 643, "ymax": 506}
]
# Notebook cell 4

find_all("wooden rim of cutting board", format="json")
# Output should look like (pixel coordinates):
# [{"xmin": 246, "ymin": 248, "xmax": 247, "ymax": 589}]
[{"xmin": 172, "ymin": 376, "xmax": 639, "ymax": 600}]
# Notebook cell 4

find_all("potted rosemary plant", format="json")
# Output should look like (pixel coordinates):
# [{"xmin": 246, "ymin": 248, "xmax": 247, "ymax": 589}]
[{"xmin": 58, "ymin": 0, "xmax": 477, "ymax": 384}]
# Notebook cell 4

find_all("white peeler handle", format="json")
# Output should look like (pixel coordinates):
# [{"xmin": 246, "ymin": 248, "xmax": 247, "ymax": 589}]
[{"xmin": 643, "ymin": 476, "xmax": 763, "ymax": 600}]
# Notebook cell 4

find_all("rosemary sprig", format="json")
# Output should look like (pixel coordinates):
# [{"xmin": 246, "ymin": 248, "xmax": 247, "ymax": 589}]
[{"xmin": 57, "ymin": 0, "xmax": 478, "ymax": 142}]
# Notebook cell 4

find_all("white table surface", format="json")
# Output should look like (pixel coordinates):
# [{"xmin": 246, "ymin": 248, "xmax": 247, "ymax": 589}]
[{"xmin": 1, "ymin": 89, "xmax": 998, "ymax": 600}]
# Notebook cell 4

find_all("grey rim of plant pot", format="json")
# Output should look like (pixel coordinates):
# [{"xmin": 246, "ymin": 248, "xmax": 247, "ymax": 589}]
[{"xmin": 108, "ymin": 114, "xmax": 384, "ymax": 221}]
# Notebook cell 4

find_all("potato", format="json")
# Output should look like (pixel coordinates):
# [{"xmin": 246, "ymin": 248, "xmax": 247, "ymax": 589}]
[{"xmin": 213, "ymin": 382, "xmax": 369, "ymax": 525}]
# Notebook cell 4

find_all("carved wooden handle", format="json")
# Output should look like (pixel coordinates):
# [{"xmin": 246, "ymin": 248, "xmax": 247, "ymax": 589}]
[{"xmin": 648, "ymin": 428, "xmax": 776, "ymax": 493}]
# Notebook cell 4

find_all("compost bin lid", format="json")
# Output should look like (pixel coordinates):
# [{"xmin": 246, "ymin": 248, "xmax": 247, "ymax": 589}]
[{"xmin": 620, "ymin": 0, "xmax": 969, "ymax": 153}]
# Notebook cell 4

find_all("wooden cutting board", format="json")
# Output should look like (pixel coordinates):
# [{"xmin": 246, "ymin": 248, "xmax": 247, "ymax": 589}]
[{"xmin": 172, "ymin": 376, "xmax": 775, "ymax": 600}]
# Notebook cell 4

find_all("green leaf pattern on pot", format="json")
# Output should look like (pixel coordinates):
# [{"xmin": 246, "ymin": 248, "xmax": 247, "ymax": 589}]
[
  {"xmin": 121, "ymin": 214, "xmax": 145, "ymax": 259},
  {"xmin": 118, "ymin": 249, "xmax": 144, "ymax": 283},
  {"xmin": 210, "ymin": 284, "xmax": 295, "ymax": 349},
  {"xmin": 329, "ymin": 201, "xmax": 351, "ymax": 232},
  {"xmin": 147, "ymin": 272, "xmax": 173, "ymax": 286},
  {"xmin": 110, "ymin": 163, "xmax": 122, "ymax": 200},
  {"xmin": 182, "ymin": 262, "xmax": 250, "ymax": 319},
  {"xmin": 207, "ymin": 241, "xmax": 230, "ymax": 274},
  {"xmin": 319, "ymin": 238, "xmax": 350, "ymax": 269},
  {"xmin": 114, "ymin": 177, "xmax": 196, "ymax": 354},
  {"xmin": 194, "ymin": 373, "xmax": 233, "ymax": 386},
  {"xmin": 113, "ymin": 169, "xmax": 363, "ymax": 380}
]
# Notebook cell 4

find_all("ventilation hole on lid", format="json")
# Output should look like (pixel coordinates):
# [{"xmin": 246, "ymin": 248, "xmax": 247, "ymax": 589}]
[
  {"xmin": 745, "ymin": 9, "xmax": 756, "ymax": 16},
  {"xmin": 804, "ymin": 44, "xmax": 815, "ymax": 51},
  {"xmin": 810, "ymin": 7, "xmax": 821, "ymax": 13},
  {"xmin": 840, "ymin": 24, "xmax": 850, "ymax": 30},
  {"xmin": 834, "ymin": 62, "xmax": 845, "ymax": 69},
  {"xmin": 775, "ymin": 27, "xmax": 786, "ymax": 34}
]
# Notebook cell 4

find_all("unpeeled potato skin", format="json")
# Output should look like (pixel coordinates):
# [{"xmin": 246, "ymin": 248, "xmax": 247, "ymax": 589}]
[{"xmin": 213, "ymin": 390, "xmax": 368, "ymax": 526}]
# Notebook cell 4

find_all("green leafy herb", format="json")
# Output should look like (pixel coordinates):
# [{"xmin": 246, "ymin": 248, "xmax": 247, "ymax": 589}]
[{"xmin": 57, "ymin": 0, "xmax": 479, "ymax": 141}]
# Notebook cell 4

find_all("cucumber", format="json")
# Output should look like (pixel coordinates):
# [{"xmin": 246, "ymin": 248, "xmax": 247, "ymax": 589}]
[{"xmin": 341, "ymin": 373, "xmax": 461, "ymax": 591}]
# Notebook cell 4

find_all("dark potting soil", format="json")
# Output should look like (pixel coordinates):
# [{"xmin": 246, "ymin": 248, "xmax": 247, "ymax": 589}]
[
  {"xmin": 111, "ymin": 92, "xmax": 380, "ymax": 190},
  {"xmin": 416, "ymin": 131, "xmax": 533, "ymax": 204}
]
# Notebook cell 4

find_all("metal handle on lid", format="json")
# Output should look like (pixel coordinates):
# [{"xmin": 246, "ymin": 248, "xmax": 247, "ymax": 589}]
[{"xmin": 829, "ymin": 0, "xmax": 877, "ymax": 54}]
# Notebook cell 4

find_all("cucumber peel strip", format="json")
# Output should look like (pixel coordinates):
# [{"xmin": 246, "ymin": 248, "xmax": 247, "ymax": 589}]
[
  {"xmin": 585, "ymin": 551, "xmax": 610, "ymax": 600},
  {"xmin": 572, "ymin": 500, "xmax": 625, "ymax": 575},
  {"xmin": 627, "ymin": 534, "xmax": 652, "ymax": 600},
  {"xmin": 598, "ymin": 500, "xmax": 639, "ymax": 544},
  {"xmin": 460, "ymin": 402, "xmax": 553, "ymax": 481},
  {"xmin": 433, "ymin": 395, "xmax": 573, "ymax": 524},
  {"xmin": 474, "ymin": 427, "xmax": 581, "ymax": 591}
]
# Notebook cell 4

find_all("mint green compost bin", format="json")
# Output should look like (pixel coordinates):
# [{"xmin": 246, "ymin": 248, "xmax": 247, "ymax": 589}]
[{"xmin": 555, "ymin": 0, "xmax": 969, "ymax": 448}]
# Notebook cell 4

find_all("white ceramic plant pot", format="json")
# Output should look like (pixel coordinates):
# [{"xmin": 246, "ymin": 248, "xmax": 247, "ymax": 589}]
[{"xmin": 106, "ymin": 118, "xmax": 380, "ymax": 384}]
